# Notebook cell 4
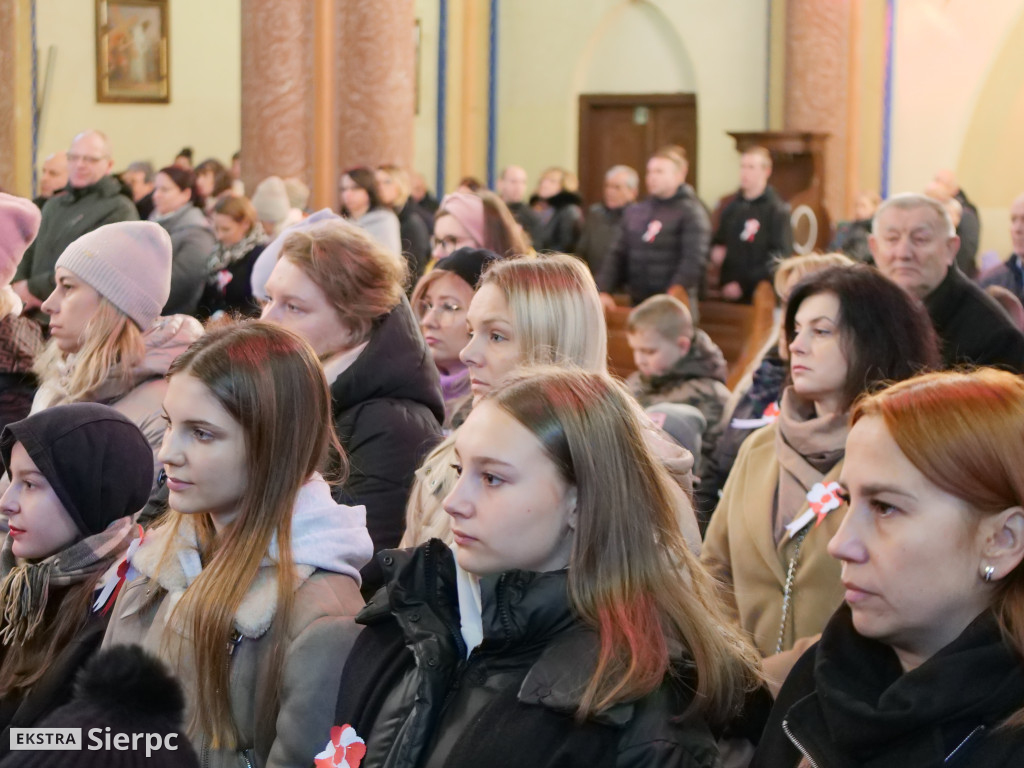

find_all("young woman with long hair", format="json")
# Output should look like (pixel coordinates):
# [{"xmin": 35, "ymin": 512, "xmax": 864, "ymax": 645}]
[
  {"xmin": 102, "ymin": 321, "xmax": 373, "ymax": 768},
  {"xmin": 334, "ymin": 367, "xmax": 761, "ymax": 768},
  {"xmin": 33, "ymin": 221, "xmax": 202, "ymax": 472},
  {"xmin": 339, "ymin": 167, "xmax": 401, "ymax": 256},
  {"xmin": 0, "ymin": 403, "xmax": 152, "ymax": 755},
  {"xmin": 754, "ymin": 368, "xmax": 1024, "ymax": 767},
  {"xmin": 702, "ymin": 264, "xmax": 940, "ymax": 679}
]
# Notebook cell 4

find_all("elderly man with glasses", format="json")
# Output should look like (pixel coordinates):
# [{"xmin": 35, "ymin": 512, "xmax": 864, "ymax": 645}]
[{"xmin": 13, "ymin": 129, "xmax": 138, "ymax": 323}]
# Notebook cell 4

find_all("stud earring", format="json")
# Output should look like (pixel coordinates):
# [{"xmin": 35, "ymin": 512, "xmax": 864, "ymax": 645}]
[{"xmin": 983, "ymin": 564, "xmax": 996, "ymax": 583}]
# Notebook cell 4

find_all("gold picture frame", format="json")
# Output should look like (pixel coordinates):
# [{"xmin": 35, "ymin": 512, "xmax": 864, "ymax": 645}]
[{"xmin": 95, "ymin": 0, "xmax": 169, "ymax": 103}]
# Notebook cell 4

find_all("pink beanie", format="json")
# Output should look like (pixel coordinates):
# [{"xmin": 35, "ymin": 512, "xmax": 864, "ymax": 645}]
[
  {"xmin": 438, "ymin": 193, "xmax": 486, "ymax": 248},
  {"xmin": 0, "ymin": 193, "xmax": 42, "ymax": 286}
]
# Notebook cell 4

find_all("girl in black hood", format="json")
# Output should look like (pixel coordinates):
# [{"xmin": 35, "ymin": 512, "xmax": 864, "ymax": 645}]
[{"xmin": 0, "ymin": 402, "xmax": 152, "ymax": 753}]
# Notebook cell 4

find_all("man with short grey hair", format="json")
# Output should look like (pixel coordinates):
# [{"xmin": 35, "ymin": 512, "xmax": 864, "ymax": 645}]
[
  {"xmin": 13, "ymin": 129, "xmax": 138, "ymax": 321},
  {"xmin": 577, "ymin": 164, "xmax": 638, "ymax": 275},
  {"xmin": 870, "ymin": 192, "xmax": 1024, "ymax": 371}
]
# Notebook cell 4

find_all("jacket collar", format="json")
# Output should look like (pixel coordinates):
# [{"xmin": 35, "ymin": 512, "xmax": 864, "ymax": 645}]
[
  {"xmin": 784, "ymin": 604, "xmax": 1024, "ymax": 767},
  {"xmin": 129, "ymin": 474, "xmax": 372, "ymax": 638},
  {"xmin": 330, "ymin": 295, "xmax": 444, "ymax": 424},
  {"xmin": 923, "ymin": 265, "xmax": 964, "ymax": 327}
]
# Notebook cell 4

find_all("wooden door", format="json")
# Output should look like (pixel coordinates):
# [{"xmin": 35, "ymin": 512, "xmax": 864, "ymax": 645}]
[{"xmin": 578, "ymin": 94, "xmax": 697, "ymax": 208}]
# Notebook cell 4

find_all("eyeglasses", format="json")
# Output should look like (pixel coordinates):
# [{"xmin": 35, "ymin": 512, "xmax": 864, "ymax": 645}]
[
  {"xmin": 431, "ymin": 235, "xmax": 464, "ymax": 254},
  {"xmin": 417, "ymin": 299, "xmax": 465, "ymax": 321},
  {"xmin": 67, "ymin": 153, "xmax": 109, "ymax": 165}
]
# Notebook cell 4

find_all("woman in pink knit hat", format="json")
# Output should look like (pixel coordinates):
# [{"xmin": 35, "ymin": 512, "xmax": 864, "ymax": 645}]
[
  {"xmin": 431, "ymin": 191, "xmax": 528, "ymax": 264},
  {"xmin": 0, "ymin": 194, "xmax": 45, "ymax": 430}
]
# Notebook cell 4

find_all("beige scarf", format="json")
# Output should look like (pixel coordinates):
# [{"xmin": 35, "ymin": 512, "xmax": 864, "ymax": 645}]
[{"xmin": 772, "ymin": 387, "xmax": 848, "ymax": 544}]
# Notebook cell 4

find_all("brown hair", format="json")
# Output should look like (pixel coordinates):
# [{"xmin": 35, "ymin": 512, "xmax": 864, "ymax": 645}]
[
  {"xmin": 487, "ymin": 367, "xmax": 761, "ymax": 722},
  {"xmin": 196, "ymin": 158, "xmax": 234, "ymax": 198},
  {"xmin": 478, "ymin": 191, "xmax": 529, "ymax": 256},
  {"xmin": 279, "ymin": 219, "xmax": 407, "ymax": 343},
  {"xmin": 0, "ymin": 578, "xmax": 101, "ymax": 696},
  {"xmin": 852, "ymin": 369, "xmax": 1024, "ymax": 723},
  {"xmin": 155, "ymin": 321, "xmax": 344, "ymax": 748},
  {"xmin": 213, "ymin": 195, "xmax": 258, "ymax": 230}
]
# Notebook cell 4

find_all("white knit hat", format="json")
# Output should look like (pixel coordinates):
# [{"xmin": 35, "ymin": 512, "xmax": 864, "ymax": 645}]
[{"xmin": 56, "ymin": 221, "xmax": 172, "ymax": 330}]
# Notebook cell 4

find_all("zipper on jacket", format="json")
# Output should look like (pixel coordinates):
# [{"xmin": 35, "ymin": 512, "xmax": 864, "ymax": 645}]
[
  {"xmin": 945, "ymin": 725, "xmax": 985, "ymax": 764},
  {"xmin": 782, "ymin": 718, "xmax": 821, "ymax": 768}
]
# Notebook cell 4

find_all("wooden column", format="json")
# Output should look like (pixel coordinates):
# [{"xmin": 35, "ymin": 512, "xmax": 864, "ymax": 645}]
[
  {"xmin": 241, "ymin": 0, "xmax": 415, "ymax": 210},
  {"xmin": 784, "ymin": 0, "xmax": 853, "ymax": 222},
  {"xmin": 0, "ymin": 0, "xmax": 33, "ymax": 196}
]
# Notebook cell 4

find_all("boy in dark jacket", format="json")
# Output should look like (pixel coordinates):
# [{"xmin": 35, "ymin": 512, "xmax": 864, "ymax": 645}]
[{"xmin": 626, "ymin": 294, "xmax": 730, "ymax": 479}]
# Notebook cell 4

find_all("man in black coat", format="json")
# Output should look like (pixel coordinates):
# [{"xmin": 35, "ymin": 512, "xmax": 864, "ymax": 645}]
[
  {"xmin": 708, "ymin": 146, "xmax": 792, "ymax": 303},
  {"xmin": 597, "ymin": 146, "xmax": 709, "ymax": 310},
  {"xmin": 871, "ymin": 192, "xmax": 1024, "ymax": 373},
  {"xmin": 576, "ymin": 164, "xmax": 638, "ymax": 277},
  {"xmin": 497, "ymin": 164, "xmax": 541, "ymax": 247}
]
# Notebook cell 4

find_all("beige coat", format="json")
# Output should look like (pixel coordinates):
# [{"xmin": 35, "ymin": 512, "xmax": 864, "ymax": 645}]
[
  {"xmin": 102, "ymin": 479, "xmax": 371, "ymax": 768},
  {"xmin": 701, "ymin": 423, "xmax": 847, "ymax": 657}
]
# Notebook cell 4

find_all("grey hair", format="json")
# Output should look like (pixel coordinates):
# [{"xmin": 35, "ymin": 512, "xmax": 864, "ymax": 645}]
[
  {"xmin": 71, "ymin": 130, "xmax": 112, "ymax": 158},
  {"xmin": 873, "ymin": 192, "xmax": 956, "ymax": 238},
  {"xmin": 126, "ymin": 161, "xmax": 155, "ymax": 183},
  {"xmin": 605, "ymin": 165, "xmax": 639, "ymax": 191}
]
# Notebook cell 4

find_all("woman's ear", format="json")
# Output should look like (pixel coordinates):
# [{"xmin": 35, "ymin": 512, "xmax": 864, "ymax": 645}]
[
  {"xmin": 981, "ymin": 506, "xmax": 1024, "ymax": 581},
  {"xmin": 565, "ymin": 486, "xmax": 579, "ymax": 532}
]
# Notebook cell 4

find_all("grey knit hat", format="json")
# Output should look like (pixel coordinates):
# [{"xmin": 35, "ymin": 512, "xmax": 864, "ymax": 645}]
[{"xmin": 55, "ymin": 221, "xmax": 172, "ymax": 330}]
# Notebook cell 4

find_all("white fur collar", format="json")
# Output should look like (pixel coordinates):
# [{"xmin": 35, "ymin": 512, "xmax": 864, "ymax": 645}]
[{"xmin": 128, "ymin": 474, "xmax": 372, "ymax": 638}]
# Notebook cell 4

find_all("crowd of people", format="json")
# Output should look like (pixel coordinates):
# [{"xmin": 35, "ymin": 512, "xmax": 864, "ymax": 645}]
[{"xmin": 0, "ymin": 126, "xmax": 1022, "ymax": 767}]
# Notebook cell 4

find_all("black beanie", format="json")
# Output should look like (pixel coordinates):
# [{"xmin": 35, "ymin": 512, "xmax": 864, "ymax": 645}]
[
  {"xmin": 0, "ymin": 645, "xmax": 199, "ymax": 768},
  {"xmin": 0, "ymin": 403, "xmax": 154, "ymax": 538},
  {"xmin": 434, "ymin": 247, "xmax": 501, "ymax": 291}
]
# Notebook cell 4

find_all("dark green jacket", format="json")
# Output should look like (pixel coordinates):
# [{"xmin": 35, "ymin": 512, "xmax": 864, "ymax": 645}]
[{"xmin": 15, "ymin": 175, "xmax": 139, "ymax": 308}]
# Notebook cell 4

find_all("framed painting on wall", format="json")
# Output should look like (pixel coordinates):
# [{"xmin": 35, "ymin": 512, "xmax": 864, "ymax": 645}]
[{"xmin": 95, "ymin": 0, "xmax": 169, "ymax": 103}]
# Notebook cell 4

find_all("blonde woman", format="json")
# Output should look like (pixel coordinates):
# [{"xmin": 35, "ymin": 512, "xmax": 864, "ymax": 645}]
[
  {"xmin": 33, "ymin": 222, "xmax": 202, "ymax": 471},
  {"xmin": 103, "ymin": 322, "xmax": 373, "ymax": 768},
  {"xmin": 376, "ymin": 165, "xmax": 431, "ymax": 282},
  {"xmin": 402, "ymin": 253, "xmax": 701, "ymax": 552}
]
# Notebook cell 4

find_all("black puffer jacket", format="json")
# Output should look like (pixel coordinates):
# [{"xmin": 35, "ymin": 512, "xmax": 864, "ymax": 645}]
[
  {"xmin": 331, "ymin": 296, "xmax": 444, "ymax": 589},
  {"xmin": 335, "ymin": 541, "xmax": 721, "ymax": 768},
  {"xmin": 752, "ymin": 604, "xmax": 1024, "ymax": 768},
  {"xmin": 598, "ymin": 185, "xmax": 710, "ymax": 304}
]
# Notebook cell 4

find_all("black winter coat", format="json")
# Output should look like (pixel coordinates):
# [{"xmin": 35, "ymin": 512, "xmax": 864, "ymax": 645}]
[
  {"xmin": 924, "ymin": 265, "xmax": 1024, "ymax": 372},
  {"xmin": 397, "ymin": 200, "xmax": 431, "ymax": 285},
  {"xmin": 713, "ymin": 186, "xmax": 792, "ymax": 303},
  {"xmin": 534, "ymin": 191, "xmax": 583, "ymax": 253},
  {"xmin": 330, "ymin": 296, "xmax": 444, "ymax": 591},
  {"xmin": 752, "ymin": 604, "xmax": 1024, "ymax": 768},
  {"xmin": 335, "ymin": 541, "xmax": 721, "ymax": 768},
  {"xmin": 598, "ymin": 185, "xmax": 710, "ymax": 304},
  {"xmin": 197, "ymin": 243, "xmax": 267, "ymax": 318}
]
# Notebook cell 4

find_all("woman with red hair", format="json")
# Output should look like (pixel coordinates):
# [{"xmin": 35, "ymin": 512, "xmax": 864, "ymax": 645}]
[{"xmin": 754, "ymin": 368, "xmax": 1024, "ymax": 767}]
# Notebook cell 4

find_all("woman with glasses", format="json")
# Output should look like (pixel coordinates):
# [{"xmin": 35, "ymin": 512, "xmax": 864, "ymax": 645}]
[
  {"xmin": 431, "ymin": 191, "xmax": 528, "ymax": 263},
  {"xmin": 411, "ymin": 247, "xmax": 498, "ymax": 428}
]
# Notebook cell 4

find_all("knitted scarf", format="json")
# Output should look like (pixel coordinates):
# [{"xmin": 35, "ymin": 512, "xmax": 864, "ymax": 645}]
[
  {"xmin": 0, "ymin": 516, "xmax": 135, "ymax": 645},
  {"xmin": 773, "ymin": 387, "xmax": 848, "ymax": 544},
  {"xmin": 206, "ymin": 225, "xmax": 267, "ymax": 275}
]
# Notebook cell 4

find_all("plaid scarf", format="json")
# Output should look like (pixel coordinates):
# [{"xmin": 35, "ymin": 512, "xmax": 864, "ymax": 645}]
[
  {"xmin": 0, "ymin": 517, "xmax": 135, "ymax": 645},
  {"xmin": 206, "ymin": 225, "xmax": 268, "ymax": 276}
]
